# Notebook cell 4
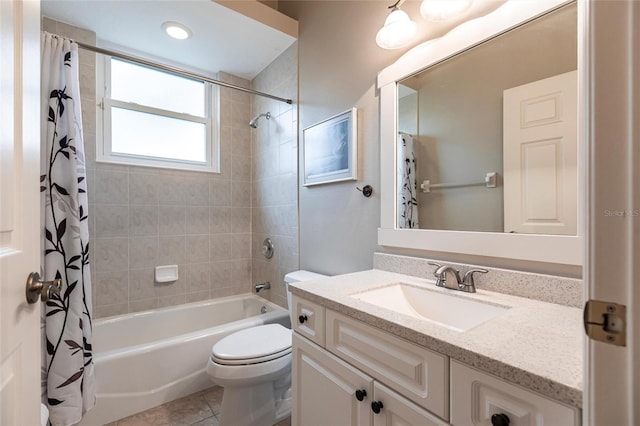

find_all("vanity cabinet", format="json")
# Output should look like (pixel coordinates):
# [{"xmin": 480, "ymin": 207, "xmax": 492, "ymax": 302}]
[{"xmin": 292, "ymin": 294, "xmax": 580, "ymax": 426}]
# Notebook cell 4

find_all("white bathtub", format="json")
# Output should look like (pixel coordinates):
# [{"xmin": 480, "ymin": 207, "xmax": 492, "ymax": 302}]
[{"xmin": 78, "ymin": 294, "xmax": 290, "ymax": 426}]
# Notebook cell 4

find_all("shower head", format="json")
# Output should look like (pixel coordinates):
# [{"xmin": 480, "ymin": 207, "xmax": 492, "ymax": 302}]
[{"xmin": 249, "ymin": 112, "xmax": 271, "ymax": 128}]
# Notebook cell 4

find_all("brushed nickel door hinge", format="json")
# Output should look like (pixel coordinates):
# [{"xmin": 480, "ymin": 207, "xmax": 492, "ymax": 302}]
[{"xmin": 584, "ymin": 300, "xmax": 626, "ymax": 347}]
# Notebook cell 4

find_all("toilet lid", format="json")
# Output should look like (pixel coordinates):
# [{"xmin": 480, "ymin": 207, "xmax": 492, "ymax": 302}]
[{"xmin": 212, "ymin": 324, "xmax": 291, "ymax": 364}]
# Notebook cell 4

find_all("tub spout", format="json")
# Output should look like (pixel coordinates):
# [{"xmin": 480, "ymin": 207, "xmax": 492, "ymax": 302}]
[{"xmin": 254, "ymin": 281, "xmax": 271, "ymax": 293}]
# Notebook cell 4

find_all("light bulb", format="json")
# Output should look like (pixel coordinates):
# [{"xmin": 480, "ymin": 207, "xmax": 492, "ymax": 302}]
[
  {"xmin": 376, "ymin": 8, "xmax": 417, "ymax": 50},
  {"xmin": 420, "ymin": 0, "xmax": 472, "ymax": 21},
  {"xmin": 162, "ymin": 21, "xmax": 192, "ymax": 40}
]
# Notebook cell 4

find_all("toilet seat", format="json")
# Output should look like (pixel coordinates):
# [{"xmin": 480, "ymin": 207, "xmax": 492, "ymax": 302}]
[{"xmin": 212, "ymin": 324, "xmax": 292, "ymax": 366}]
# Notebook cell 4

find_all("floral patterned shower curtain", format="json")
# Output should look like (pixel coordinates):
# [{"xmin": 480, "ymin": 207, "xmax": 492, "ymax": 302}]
[
  {"xmin": 397, "ymin": 133, "xmax": 419, "ymax": 229},
  {"xmin": 41, "ymin": 32, "xmax": 95, "ymax": 426}
]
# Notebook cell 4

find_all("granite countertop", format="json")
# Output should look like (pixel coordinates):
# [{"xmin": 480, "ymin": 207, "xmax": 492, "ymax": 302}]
[{"xmin": 289, "ymin": 269, "xmax": 583, "ymax": 409}]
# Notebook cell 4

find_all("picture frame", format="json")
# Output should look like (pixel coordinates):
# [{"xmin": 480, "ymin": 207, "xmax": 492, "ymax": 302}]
[{"xmin": 302, "ymin": 108, "xmax": 357, "ymax": 186}]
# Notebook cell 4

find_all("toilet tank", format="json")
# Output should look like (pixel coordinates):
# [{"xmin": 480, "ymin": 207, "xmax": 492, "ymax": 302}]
[{"xmin": 284, "ymin": 270, "xmax": 327, "ymax": 316}]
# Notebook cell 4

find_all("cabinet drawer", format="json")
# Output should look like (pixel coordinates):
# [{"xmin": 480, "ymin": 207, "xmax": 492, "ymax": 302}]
[
  {"xmin": 291, "ymin": 295, "xmax": 325, "ymax": 346},
  {"xmin": 326, "ymin": 310, "xmax": 449, "ymax": 420},
  {"xmin": 450, "ymin": 360, "xmax": 580, "ymax": 426}
]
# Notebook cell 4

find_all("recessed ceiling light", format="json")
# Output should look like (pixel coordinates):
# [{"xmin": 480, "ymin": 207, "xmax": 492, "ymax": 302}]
[{"xmin": 162, "ymin": 21, "xmax": 192, "ymax": 40}]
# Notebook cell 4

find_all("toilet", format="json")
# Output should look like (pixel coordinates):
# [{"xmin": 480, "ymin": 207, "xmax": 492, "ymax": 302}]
[{"xmin": 206, "ymin": 270, "xmax": 326, "ymax": 426}]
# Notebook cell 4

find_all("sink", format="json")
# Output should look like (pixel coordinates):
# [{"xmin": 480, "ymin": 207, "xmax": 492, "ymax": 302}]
[{"xmin": 350, "ymin": 283, "xmax": 510, "ymax": 332}]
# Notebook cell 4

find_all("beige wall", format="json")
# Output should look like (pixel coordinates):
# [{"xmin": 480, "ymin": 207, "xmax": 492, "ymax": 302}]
[
  {"xmin": 43, "ymin": 18, "xmax": 256, "ymax": 318},
  {"xmin": 251, "ymin": 43, "xmax": 299, "ymax": 308},
  {"xmin": 278, "ymin": 1, "xmax": 403, "ymax": 276}
]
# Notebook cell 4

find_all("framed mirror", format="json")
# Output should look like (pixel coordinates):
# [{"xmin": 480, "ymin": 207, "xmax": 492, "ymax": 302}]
[{"xmin": 378, "ymin": 0, "xmax": 583, "ymax": 265}]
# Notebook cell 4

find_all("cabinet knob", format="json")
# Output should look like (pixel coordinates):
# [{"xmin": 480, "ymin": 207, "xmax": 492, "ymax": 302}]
[
  {"xmin": 491, "ymin": 413, "xmax": 510, "ymax": 426},
  {"xmin": 355, "ymin": 389, "xmax": 367, "ymax": 402},
  {"xmin": 298, "ymin": 314, "xmax": 308, "ymax": 324},
  {"xmin": 371, "ymin": 401, "xmax": 383, "ymax": 414}
]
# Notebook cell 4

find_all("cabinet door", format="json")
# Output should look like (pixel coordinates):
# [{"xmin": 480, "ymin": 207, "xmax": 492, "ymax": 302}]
[
  {"xmin": 292, "ymin": 334, "xmax": 372, "ymax": 426},
  {"xmin": 371, "ymin": 382, "xmax": 448, "ymax": 426}
]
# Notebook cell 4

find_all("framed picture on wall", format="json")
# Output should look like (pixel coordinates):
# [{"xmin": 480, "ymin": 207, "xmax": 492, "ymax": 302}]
[{"xmin": 302, "ymin": 108, "xmax": 357, "ymax": 186}]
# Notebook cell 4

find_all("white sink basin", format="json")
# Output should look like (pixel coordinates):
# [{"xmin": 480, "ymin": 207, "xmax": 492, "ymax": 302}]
[{"xmin": 350, "ymin": 283, "xmax": 510, "ymax": 332}]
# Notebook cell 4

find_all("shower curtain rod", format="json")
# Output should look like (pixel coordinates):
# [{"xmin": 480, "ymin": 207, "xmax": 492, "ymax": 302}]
[{"xmin": 73, "ymin": 40, "xmax": 293, "ymax": 105}]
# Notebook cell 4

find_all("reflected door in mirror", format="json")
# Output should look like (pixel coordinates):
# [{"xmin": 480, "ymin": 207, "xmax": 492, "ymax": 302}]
[{"xmin": 503, "ymin": 70, "xmax": 577, "ymax": 235}]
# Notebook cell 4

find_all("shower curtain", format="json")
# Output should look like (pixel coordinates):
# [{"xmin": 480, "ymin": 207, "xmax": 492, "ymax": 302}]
[
  {"xmin": 41, "ymin": 32, "xmax": 95, "ymax": 426},
  {"xmin": 397, "ymin": 133, "xmax": 419, "ymax": 229}
]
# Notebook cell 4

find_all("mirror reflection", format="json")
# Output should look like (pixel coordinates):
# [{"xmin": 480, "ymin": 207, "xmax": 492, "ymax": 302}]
[{"xmin": 397, "ymin": 3, "xmax": 577, "ymax": 235}]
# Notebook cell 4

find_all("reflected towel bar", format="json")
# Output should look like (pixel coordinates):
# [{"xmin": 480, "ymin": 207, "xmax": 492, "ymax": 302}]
[{"xmin": 421, "ymin": 172, "xmax": 497, "ymax": 193}]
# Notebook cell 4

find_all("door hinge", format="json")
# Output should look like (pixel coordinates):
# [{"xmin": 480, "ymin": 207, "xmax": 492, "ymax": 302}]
[{"xmin": 584, "ymin": 300, "xmax": 626, "ymax": 347}]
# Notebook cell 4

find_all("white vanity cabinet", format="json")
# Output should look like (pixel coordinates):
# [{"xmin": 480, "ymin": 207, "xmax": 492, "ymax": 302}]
[{"xmin": 291, "ymin": 294, "xmax": 581, "ymax": 426}]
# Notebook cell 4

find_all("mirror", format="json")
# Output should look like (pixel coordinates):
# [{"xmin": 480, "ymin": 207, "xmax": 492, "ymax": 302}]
[
  {"xmin": 377, "ymin": 0, "xmax": 583, "ymax": 266},
  {"xmin": 396, "ymin": 3, "xmax": 577, "ymax": 235}
]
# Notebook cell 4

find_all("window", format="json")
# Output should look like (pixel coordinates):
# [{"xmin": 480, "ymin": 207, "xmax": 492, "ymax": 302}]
[{"xmin": 97, "ymin": 57, "xmax": 219, "ymax": 172}]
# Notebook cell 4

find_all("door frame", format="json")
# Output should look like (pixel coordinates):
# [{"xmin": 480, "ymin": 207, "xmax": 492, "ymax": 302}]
[{"xmin": 585, "ymin": 0, "xmax": 639, "ymax": 424}]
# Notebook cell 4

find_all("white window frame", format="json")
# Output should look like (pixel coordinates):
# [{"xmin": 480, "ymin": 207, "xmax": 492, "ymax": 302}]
[{"xmin": 96, "ymin": 55, "xmax": 220, "ymax": 173}]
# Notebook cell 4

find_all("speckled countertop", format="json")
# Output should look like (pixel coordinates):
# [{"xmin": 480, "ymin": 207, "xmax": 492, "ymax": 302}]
[{"xmin": 289, "ymin": 269, "xmax": 583, "ymax": 409}]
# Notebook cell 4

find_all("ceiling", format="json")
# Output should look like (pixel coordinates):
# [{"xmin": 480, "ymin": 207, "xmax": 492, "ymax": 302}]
[{"xmin": 41, "ymin": 0, "xmax": 297, "ymax": 80}]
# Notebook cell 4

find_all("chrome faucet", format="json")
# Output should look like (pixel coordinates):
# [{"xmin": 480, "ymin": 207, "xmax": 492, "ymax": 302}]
[
  {"xmin": 428, "ymin": 262, "xmax": 488, "ymax": 293},
  {"xmin": 254, "ymin": 281, "xmax": 271, "ymax": 293},
  {"xmin": 428, "ymin": 263, "xmax": 461, "ymax": 289}
]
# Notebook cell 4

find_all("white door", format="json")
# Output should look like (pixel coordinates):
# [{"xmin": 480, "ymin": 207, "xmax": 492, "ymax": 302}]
[
  {"xmin": 586, "ymin": 1, "xmax": 638, "ymax": 424},
  {"xmin": 0, "ymin": 0, "xmax": 42, "ymax": 424},
  {"xmin": 292, "ymin": 334, "xmax": 372, "ymax": 426},
  {"xmin": 503, "ymin": 70, "xmax": 577, "ymax": 235}
]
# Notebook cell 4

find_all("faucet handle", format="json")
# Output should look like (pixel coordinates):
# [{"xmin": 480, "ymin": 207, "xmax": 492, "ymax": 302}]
[
  {"xmin": 462, "ymin": 268, "xmax": 488, "ymax": 286},
  {"xmin": 427, "ymin": 262, "xmax": 443, "ymax": 275}
]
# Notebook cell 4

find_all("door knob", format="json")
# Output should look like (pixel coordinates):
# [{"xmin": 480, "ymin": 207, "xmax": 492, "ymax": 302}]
[
  {"xmin": 25, "ymin": 272, "xmax": 62, "ymax": 304},
  {"xmin": 491, "ymin": 413, "xmax": 510, "ymax": 426},
  {"xmin": 371, "ymin": 401, "xmax": 383, "ymax": 414},
  {"xmin": 355, "ymin": 389, "xmax": 367, "ymax": 401}
]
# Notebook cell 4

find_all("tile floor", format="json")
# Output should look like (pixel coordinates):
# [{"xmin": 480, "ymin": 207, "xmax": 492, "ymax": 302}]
[{"xmin": 106, "ymin": 386, "xmax": 291, "ymax": 426}]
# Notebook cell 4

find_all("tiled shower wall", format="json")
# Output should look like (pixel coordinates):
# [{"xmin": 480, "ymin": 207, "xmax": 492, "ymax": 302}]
[
  {"xmin": 43, "ymin": 19, "xmax": 255, "ymax": 318},
  {"xmin": 251, "ymin": 44, "xmax": 299, "ymax": 308}
]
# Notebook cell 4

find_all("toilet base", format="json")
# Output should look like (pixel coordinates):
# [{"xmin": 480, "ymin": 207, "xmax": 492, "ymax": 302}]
[{"xmin": 218, "ymin": 377, "xmax": 291, "ymax": 426}]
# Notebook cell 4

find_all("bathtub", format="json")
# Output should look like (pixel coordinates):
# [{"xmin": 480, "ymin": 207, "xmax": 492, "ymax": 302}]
[{"xmin": 78, "ymin": 294, "xmax": 290, "ymax": 426}]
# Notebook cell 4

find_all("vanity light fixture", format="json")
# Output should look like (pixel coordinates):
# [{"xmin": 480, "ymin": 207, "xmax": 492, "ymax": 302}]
[
  {"xmin": 376, "ymin": 0, "xmax": 417, "ymax": 50},
  {"xmin": 162, "ymin": 21, "xmax": 192, "ymax": 40},
  {"xmin": 420, "ymin": 0, "xmax": 473, "ymax": 21}
]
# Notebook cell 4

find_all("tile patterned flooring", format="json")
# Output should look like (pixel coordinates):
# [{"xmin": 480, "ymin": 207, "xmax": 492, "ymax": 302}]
[{"xmin": 106, "ymin": 386, "xmax": 291, "ymax": 426}]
